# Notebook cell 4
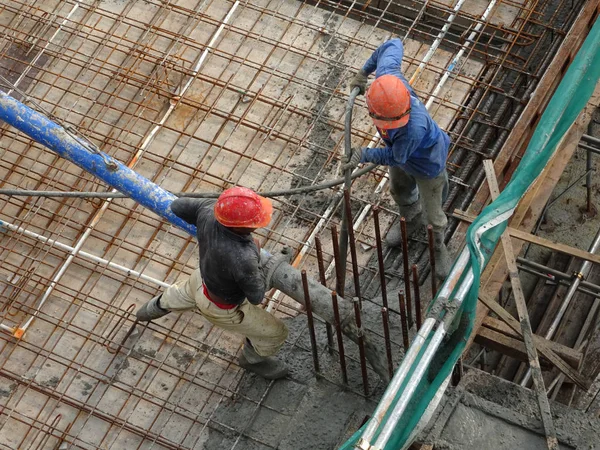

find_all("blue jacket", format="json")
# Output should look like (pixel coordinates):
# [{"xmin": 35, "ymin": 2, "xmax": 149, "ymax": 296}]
[{"xmin": 359, "ymin": 39, "xmax": 450, "ymax": 179}]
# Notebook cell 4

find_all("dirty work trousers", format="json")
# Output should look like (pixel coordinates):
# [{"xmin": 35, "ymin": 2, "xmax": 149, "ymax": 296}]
[
  {"xmin": 159, "ymin": 269, "xmax": 288, "ymax": 357},
  {"xmin": 389, "ymin": 167, "xmax": 449, "ymax": 233}
]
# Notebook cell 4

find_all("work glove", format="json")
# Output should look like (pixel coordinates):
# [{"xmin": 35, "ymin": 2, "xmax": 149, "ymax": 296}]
[
  {"xmin": 261, "ymin": 247, "xmax": 292, "ymax": 289},
  {"xmin": 349, "ymin": 69, "xmax": 368, "ymax": 95},
  {"xmin": 342, "ymin": 147, "xmax": 363, "ymax": 172}
]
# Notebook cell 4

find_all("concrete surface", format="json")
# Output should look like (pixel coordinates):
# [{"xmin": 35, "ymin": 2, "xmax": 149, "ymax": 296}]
[{"xmin": 422, "ymin": 369, "xmax": 600, "ymax": 449}]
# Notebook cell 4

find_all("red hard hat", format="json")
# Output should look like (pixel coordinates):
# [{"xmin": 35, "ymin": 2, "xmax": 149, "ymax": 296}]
[
  {"xmin": 214, "ymin": 187, "xmax": 273, "ymax": 229},
  {"xmin": 366, "ymin": 75, "xmax": 411, "ymax": 130}
]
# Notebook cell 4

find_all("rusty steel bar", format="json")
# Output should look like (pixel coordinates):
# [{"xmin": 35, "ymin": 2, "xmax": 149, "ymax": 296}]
[
  {"xmin": 331, "ymin": 225, "xmax": 346, "ymax": 297},
  {"xmin": 400, "ymin": 218, "xmax": 413, "ymax": 326},
  {"xmin": 331, "ymin": 291, "xmax": 348, "ymax": 384},
  {"xmin": 428, "ymin": 224, "xmax": 437, "ymax": 297},
  {"xmin": 315, "ymin": 236, "xmax": 335, "ymax": 354},
  {"xmin": 412, "ymin": 264, "xmax": 422, "ymax": 330},
  {"xmin": 381, "ymin": 307, "xmax": 394, "ymax": 380},
  {"xmin": 301, "ymin": 270, "xmax": 320, "ymax": 374},
  {"xmin": 398, "ymin": 291, "xmax": 410, "ymax": 351},
  {"xmin": 343, "ymin": 190, "xmax": 363, "ymax": 308},
  {"xmin": 373, "ymin": 206, "xmax": 389, "ymax": 309},
  {"xmin": 353, "ymin": 297, "xmax": 369, "ymax": 396}
]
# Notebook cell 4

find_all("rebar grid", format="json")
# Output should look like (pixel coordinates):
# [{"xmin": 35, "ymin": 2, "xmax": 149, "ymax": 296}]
[{"xmin": 0, "ymin": 0, "xmax": 581, "ymax": 447}]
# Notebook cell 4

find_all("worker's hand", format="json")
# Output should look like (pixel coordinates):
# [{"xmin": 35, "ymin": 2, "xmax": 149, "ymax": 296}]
[
  {"xmin": 349, "ymin": 69, "xmax": 368, "ymax": 95},
  {"xmin": 342, "ymin": 147, "xmax": 363, "ymax": 172}
]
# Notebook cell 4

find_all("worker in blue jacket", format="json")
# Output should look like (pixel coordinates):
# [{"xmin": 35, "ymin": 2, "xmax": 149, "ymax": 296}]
[{"xmin": 345, "ymin": 38, "xmax": 451, "ymax": 279}]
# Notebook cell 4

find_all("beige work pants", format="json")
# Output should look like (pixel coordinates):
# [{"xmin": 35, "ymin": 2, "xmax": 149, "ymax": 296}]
[
  {"xmin": 389, "ymin": 167, "xmax": 449, "ymax": 233},
  {"xmin": 160, "ymin": 269, "xmax": 288, "ymax": 357}
]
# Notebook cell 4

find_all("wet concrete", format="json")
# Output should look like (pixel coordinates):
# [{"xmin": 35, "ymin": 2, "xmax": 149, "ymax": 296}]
[
  {"xmin": 423, "ymin": 369, "xmax": 600, "ymax": 449},
  {"xmin": 206, "ymin": 314, "xmax": 380, "ymax": 449}
]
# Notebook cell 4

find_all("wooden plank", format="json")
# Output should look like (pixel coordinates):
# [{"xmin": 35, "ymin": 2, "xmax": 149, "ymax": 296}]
[
  {"xmin": 478, "ymin": 293, "xmax": 590, "ymax": 390},
  {"xmin": 467, "ymin": 116, "xmax": 587, "ymax": 352},
  {"xmin": 453, "ymin": 210, "xmax": 600, "ymax": 265},
  {"xmin": 482, "ymin": 159, "xmax": 558, "ymax": 450},
  {"xmin": 476, "ymin": 328, "xmax": 543, "ymax": 364},
  {"xmin": 481, "ymin": 316, "xmax": 582, "ymax": 368},
  {"xmin": 458, "ymin": 0, "xmax": 600, "ymax": 353}
]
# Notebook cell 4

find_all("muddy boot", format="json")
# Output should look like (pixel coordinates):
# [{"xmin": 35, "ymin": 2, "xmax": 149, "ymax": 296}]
[
  {"xmin": 239, "ymin": 340, "xmax": 288, "ymax": 380},
  {"xmin": 433, "ymin": 231, "xmax": 452, "ymax": 280},
  {"xmin": 136, "ymin": 295, "xmax": 170, "ymax": 322},
  {"xmin": 385, "ymin": 202, "xmax": 425, "ymax": 247}
]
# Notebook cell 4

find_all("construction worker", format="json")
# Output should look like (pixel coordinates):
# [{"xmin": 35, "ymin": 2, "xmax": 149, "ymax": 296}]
[
  {"xmin": 346, "ymin": 38, "xmax": 451, "ymax": 279},
  {"xmin": 135, "ymin": 187, "xmax": 289, "ymax": 380}
]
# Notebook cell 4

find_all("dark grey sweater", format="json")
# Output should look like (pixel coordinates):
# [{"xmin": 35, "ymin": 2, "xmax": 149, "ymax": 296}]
[{"xmin": 171, "ymin": 198, "xmax": 266, "ymax": 305}]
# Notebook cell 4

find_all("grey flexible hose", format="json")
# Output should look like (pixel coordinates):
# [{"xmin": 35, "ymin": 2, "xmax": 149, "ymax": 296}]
[{"xmin": 0, "ymin": 163, "xmax": 378, "ymax": 200}]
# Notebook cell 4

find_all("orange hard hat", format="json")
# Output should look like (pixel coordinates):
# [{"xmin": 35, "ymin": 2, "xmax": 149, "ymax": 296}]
[
  {"xmin": 214, "ymin": 187, "xmax": 273, "ymax": 229},
  {"xmin": 365, "ymin": 74, "xmax": 411, "ymax": 129}
]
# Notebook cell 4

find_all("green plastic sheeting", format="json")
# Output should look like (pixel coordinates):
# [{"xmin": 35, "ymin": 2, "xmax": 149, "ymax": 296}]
[{"xmin": 341, "ymin": 14, "xmax": 600, "ymax": 450}]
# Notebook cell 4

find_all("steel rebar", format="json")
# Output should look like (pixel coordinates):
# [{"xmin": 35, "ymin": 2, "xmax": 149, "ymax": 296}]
[
  {"xmin": 353, "ymin": 297, "xmax": 369, "ymax": 396},
  {"xmin": 373, "ymin": 206, "xmax": 389, "ymax": 309},
  {"xmin": 400, "ymin": 218, "xmax": 413, "ymax": 325},
  {"xmin": 381, "ymin": 307, "xmax": 394, "ymax": 379},
  {"xmin": 315, "ymin": 236, "xmax": 335, "ymax": 354},
  {"xmin": 301, "ymin": 270, "xmax": 320, "ymax": 374},
  {"xmin": 331, "ymin": 291, "xmax": 348, "ymax": 384},
  {"xmin": 412, "ymin": 264, "xmax": 422, "ymax": 330},
  {"xmin": 343, "ymin": 189, "xmax": 363, "ymax": 308},
  {"xmin": 398, "ymin": 291, "xmax": 410, "ymax": 351}
]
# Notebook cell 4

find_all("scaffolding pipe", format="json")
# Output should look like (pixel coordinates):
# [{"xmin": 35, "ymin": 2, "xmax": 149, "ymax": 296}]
[
  {"xmin": 521, "ymin": 225, "xmax": 600, "ymax": 386},
  {"xmin": 0, "ymin": 218, "xmax": 171, "ymax": 289},
  {"xmin": 425, "ymin": 0, "xmax": 498, "ymax": 109}
]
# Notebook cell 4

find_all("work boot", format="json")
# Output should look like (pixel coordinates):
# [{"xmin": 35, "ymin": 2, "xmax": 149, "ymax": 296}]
[
  {"xmin": 136, "ymin": 295, "xmax": 170, "ymax": 322},
  {"xmin": 433, "ymin": 231, "xmax": 452, "ymax": 280},
  {"xmin": 239, "ymin": 340, "xmax": 288, "ymax": 380},
  {"xmin": 385, "ymin": 204, "xmax": 425, "ymax": 247}
]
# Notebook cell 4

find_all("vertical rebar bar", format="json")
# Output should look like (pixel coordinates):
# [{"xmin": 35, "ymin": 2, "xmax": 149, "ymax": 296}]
[
  {"xmin": 373, "ymin": 206, "xmax": 389, "ymax": 309},
  {"xmin": 353, "ymin": 297, "xmax": 369, "ymax": 396},
  {"xmin": 331, "ymin": 291, "xmax": 348, "ymax": 384},
  {"xmin": 587, "ymin": 147, "xmax": 593, "ymax": 213},
  {"xmin": 398, "ymin": 291, "xmax": 410, "ymax": 351},
  {"xmin": 400, "ymin": 218, "xmax": 412, "ymax": 325},
  {"xmin": 412, "ymin": 264, "xmax": 422, "ymax": 330},
  {"xmin": 315, "ymin": 236, "xmax": 335, "ymax": 354},
  {"xmin": 428, "ymin": 225, "xmax": 437, "ymax": 297},
  {"xmin": 301, "ymin": 270, "xmax": 320, "ymax": 374},
  {"xmin": 339, "ymin": 88, "xmax": 360, "ymax": 294},
  {"xmin": 331, "ymin": 225, "xmax": 345, "ymax": 298},
  {"xmin": 381, "ymin": 307, "xmax": 394, "ymax": 379},
  {"xmin": 343, "ymin": 189, "xmax": 363, "ymax": 308}
]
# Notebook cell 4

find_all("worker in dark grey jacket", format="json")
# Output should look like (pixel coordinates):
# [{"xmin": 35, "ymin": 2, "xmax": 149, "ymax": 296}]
[{"xmin": 135, "ymin": 187, "xmax": 288, "ymax": 379}]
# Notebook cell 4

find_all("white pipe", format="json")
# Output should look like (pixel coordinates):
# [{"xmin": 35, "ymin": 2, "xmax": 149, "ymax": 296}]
[
  {"xmin": 357, "ymin": 318, "xmax": 436, "ymax": 448},
  {"xmin": 373, "ymin": 322, "xmax": 448, "ymax": 449},
  {"xmin": 138, "ymin": 1, "xmax": 240, "ymax": 151},
  {"xmin": 13, "ymin": 2, "xmax": 239, "ymax": 334},
  {"xmin": 0, "ymin": 219, "xmax": 170, "ymax": 288},
  {"xmin": 8, "ymin": 3, "xmax": 79, "ymax": 95},
  {"xmin": 425, "ymin": 0, "xmax": 499, "ymax": 109},
  {"xmin": 409, "ymin": 0, "xmax": 468, "ymax": 86}
]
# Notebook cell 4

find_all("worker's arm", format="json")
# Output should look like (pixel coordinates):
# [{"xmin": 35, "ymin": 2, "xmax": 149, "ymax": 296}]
[
  {"xmin": 362, "ymin": 38, "xmax": 405, "ymax": 79},
  {"xmin": 170, "ymin": 198, "xmax": 215, "ymax": 225},
  {"xmin": 235, "ymin": 246, "xmax": 266, "ymax": 305},
  {"xmin": 360, "ymin": 134, "xmax": 420, "ymax": 167}
]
